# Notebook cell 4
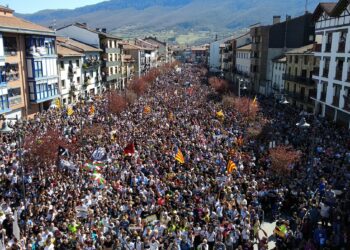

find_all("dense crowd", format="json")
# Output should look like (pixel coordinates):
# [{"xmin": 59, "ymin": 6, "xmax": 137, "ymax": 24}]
[{"xmin": 0, "ymin": 64, "xmax": 349, "ymax": 250}]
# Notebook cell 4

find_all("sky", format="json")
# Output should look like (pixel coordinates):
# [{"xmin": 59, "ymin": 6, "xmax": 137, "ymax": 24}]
[{"xmin": 3, "ymin": 0, "xmax": 105, "ymax": 14}]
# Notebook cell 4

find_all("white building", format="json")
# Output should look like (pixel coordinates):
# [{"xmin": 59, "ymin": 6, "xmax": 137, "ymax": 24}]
[
  {"xmin": 236, "ymin": 44, "xmax": 251, "ymax": 76},
  {"xmin": 57, "ymin": 44, "xmax": 84, "ymax": 105},
  {"xmin": 312, "ymin": 0, "xmax": 350, "ymax": 126},
  {"xmin": 271, "ymin": 55, "xmax": 286, "ymax": 93},
  {"xmin": 209, "ymin": 37, "xmax": 233, "ymax": 73}
]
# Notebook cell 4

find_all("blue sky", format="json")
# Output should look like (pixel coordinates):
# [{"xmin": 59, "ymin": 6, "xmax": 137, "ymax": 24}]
[{"xmin": 4, "ymin": 0, "xmax": 105, "ymax": 14}]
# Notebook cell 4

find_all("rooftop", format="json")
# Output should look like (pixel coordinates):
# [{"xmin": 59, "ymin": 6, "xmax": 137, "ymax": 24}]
[
  {"xmin": 57, "ymin": 37, "xmax": 102, "ymax": 53},
  {"xmin": 236, "ymin": 44, "xmax": 252, "ymax": 51},
  {"xmin": 57, "ymin": 44, "xmax": 84, "ymax": 57},
  {"xmin": 57, "ymin": 23, "xmax": 122, "ymax": 40},
  {"xmin": 285, "ymin": 44, "xmax": 314, "ymax": 54}
]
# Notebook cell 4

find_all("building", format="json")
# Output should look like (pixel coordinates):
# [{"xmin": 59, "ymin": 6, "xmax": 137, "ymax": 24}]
[
  {"xmin": 56, "ymin": 37, "xmax": 102, "ymax": 103},
  {"xmin": 144, "ymin": 36, "xmax": 169, "ymax": 64},
  {"xmin": 312, "ymin": 0, "xmax": 350, "ymax": 126},
  {"xmin": 251, "ymin": 14, "xmax": 315, "ymax": 95},
  {"xmin": 190, "ymin": 45, "xmax": 209, "ymax": 65},
  {"xmin": 209, "ymin": 36, "xmax": 236, "ymax": 73},
  {"xmin": 121, "ymin": 43, "xmax": 146, "ymax": 78},
  {"xmin": 134, "ymin": 39, "xmax": 158, "ymax": 70},
  {"xmin": 121, "ymin": 54, "xmax": 135, "ymax": 87},
  {"xmin": 283, "ymin": 44, "xmax": 318, "ymax": 112},
  {"xmin": 0, "ymin": 5, "xmax": 58, "ymax": 119},
  {"xmin": 221, "ymin": 40, "xmax": 234, "ymax": 78},
  {"xmin": 57, "ymin": 23, "xmax": 123, "ymax": 91},
  {"xmin": 57, "ymin": 44, "xmax": 84, "ymax": 105},
  {"xmin": 271, "ymin": 55, "xmax": 287, "ymax": 94},
  {"xmin": 235, "ymin": 44, "xmax": 252, "ymax": 90}
]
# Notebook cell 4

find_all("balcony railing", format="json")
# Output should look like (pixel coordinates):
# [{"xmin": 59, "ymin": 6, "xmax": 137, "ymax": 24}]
[
  {"xmin": 320, "ymin": 92, "xmax": 326, "ymax": 102},
  {"xmin": 313, "ymin": 43, "xmax": 322, "ymax": 52},
  {"xmin": 82, "ymin": 61, "xmax": 100, "ymax": 70},
  {"xmin": 343, "ymin": 95, "xmax": 350, "ymax": 111},
  {"xmin": 9, "ymin": 96, "xmax": 22, "ymax": 106},
  {"xmin": 325, "ymin": 43, "xmax": 332, "ymax": 52},
  {"xmin": 338, "ymin": 42, "xmax": 345, "ymax": 53},
  {"xmin": 333, "ymin": 96, "xmax": 340, "ymax": 107},
  {"xmin": 6, "ymin": 71, "xmax": 19, "ymax": 82},
  {"xmin": 335, "ymin": 70, "xmax": 343, "ymax": 80},
  {"xmin": 282, "ymin": 74, "xmax": 315, "ymax": 86}
]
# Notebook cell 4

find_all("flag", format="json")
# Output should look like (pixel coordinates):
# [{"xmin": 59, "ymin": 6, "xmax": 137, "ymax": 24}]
[
  {"xmin": 13, "ymin": 210, "xmax": 20, "ymax": 240},
  {"xmin": 216, "ymin": 110, "xmax": 224, "ymax": 119},
  {"xmin": 83, "ymin": 163, "xmax": 102, "ymax": 172},
  {"xmin": 175, "ymin": 149, "xmax": 185, "ymax": 164},
  {"xmin": 227, "ymin": 160, "xmax": 237, "ymax": 174},
  {"xmin": 92, "ymin": 172, "xmax": 106, "ymax": 185},
  {"xmin": 89, "ymin": 105, "xmax": 95, "ymax": 116},
  {"xmin": 60, "ymin": 159, "xmax": 77, "ymax": 171},
  {"xmin": 67, "ymin": 107, "xmax": 74, "ymax": 116},
  {"xmin": 123, "ymin": 143, "xmax": 135, "ymax": 156},
  {"xmin": 144, "ymin": 106, "xmax": 151, "ymax": 114},
  {"xmin": 92, "ymin": 147, "xmax": 107, "ymax": 161},
  {"xmin": 58, "ymin": 146, "xmax": 69, "ymax": 156},
  {"xmin": 55, "ymin": 98, "xmax": 61, "ymax": 109},
  {"xmin": 252, "ymin": 96, "xmax": 257, "ymax": 105}
]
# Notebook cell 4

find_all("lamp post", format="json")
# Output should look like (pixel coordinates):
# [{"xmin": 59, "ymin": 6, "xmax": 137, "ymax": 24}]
[{"xmin": 238, "ymin": 78, "xmax": 247, "ymax": 98}]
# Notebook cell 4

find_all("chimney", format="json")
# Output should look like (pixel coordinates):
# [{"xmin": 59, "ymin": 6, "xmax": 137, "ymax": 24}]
[{"xmin": 273, "ymin": 16, "xmax": 281, "ymax": 24}]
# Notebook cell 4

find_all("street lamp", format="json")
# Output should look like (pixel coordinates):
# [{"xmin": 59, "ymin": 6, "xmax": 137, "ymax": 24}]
[
  {"xmin": 238, "ymin": 78, "xmax": 247, "ymax": 98},
  {"xmin": 280, "ymin": 96, "xmax": 289, "ymax": 105},
  {"xmin": 296, "ymin": 117, "xmax": 310, "ymax": 128}
]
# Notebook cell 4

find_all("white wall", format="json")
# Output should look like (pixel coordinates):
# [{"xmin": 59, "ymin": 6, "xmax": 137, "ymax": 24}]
[
  {"xmin": 272, "ymin": 61, "xmax": 286, "ymax": 91},
  {"xmin": 236, "ymin": 50, "xmax": 251, "ymax": 74},
  {"xmin": 57, "ymin": 26, "xmax": 100, "ymax": 48}
]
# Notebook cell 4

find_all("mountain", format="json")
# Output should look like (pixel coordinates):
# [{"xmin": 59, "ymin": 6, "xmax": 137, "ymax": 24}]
[{"xmin": 16, "ymin": 0, "xmax": 321, "ymax": 44}]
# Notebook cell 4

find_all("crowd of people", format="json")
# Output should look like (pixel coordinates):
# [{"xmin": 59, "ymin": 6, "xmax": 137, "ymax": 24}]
[{"xmin": 0, "ymin": 63, "xmax": 349, "ymax": 250}]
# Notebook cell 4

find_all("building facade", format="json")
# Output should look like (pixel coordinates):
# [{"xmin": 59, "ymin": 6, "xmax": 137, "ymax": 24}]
[
  {"xmin": 271, "ymin": 55, "xmax": 286, "ymax": 94},
  {"xmin": 312, "ymin": 0, "xmax": 350, "ymax": 126},
  {"xmin": 284, "ymin": 44, "xmax": 319, "ymax": 112},
  {"xmin": 144, "ymin": 37, "xmax": 168, "ymax": 65},
  {"xmin": 57, "ymin": 23, "xmax": 123, "ymax": 91},
  {"xmin": 0, "ymin": 6, "xmax": 58, "ymax": 119}
]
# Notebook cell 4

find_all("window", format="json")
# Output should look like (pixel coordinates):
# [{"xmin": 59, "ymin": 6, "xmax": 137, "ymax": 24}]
[
  {"xmin": 5, "ymin": 63, "xmax": 19, "ymax": 81},
  {"xmin": 304, "ymin": 56, "xmax": 308, "ymax": 65},
  {"xmin": 60, "ymin": 61, "xmax": 64, "ymax": 69},
  {"xmin": 3, "ymin": 37, "xmax": 17, "ymax": 56},
  {"xmin": 61, "ymin": 80, "xmax": 65, "ymax": 88},
  {"xmin": 289, "ymin": 56, "xmax": 292, "ymax": 63},
  {"xmin": 77, "ymin": 77, "xmax": 80, "ymax": 83},
  {"xmin": 295, "ymin": 56, "xmax": 298, "ymax": 64},
  {"xmin": 0, "ymin": 95, "xmax": 9, "ymax": 111},
  {"xmin": 34, "ymin": 61, "xmax": 43, "ymax": 78},
  {"xmin": 8, "ymin": 87, "xmax": 21, "ymax": 106},
  {"xmin": 76, "ymin": 60, "xmax": 80, "ymax": 67}
]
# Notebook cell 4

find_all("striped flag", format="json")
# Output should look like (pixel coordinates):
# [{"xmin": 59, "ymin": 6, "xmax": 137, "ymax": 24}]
[
  {"xmin": 67, "ymin": 107, "xmax": 74, "ymax": 116},
  {"xmin": 175, "ymin": 148, "xmax": 185, "ymax": 164},
  {"xmin": 252, "ymin": 96, "xmax": 257, "ymax": 105},
  {"xmin": 227, "ymin": 160, "xmax": 237, "ymax": 174},
  {"xmin": 89, "ymin": 105, "xmax": 95, "ymax": 116},
  {"xmin": 144, "ymin": 106, "xmax": 151, "ymax": 114}
]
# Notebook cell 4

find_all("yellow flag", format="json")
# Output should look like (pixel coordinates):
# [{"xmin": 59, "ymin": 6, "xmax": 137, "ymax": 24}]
[
  {"xmin": 252, "ymin": 96, "xmax": 257, "ymax": 105},
  {"xmin": 89, "ymin": 105, "xmax": 95, "ymax": 116},
  {"xmin": 67, "ymin": 107, "xmax": 74, "ymax": 116},
  {"xmin": 144, "ymin": 106, "xmax": 151, "ymax": 114},
  {"xmin": 216, "ymin": 110, "xmax": 224, "ymax": 118},
  {"xmin": 175, "ymin": 149, "xmax": 185, "ymax": 164},
  {"xmin": 55, "ymin": 98, "xmax": 61, "ymax": 109},
  {"xmin": 227, "ymin": 160, "xmax": 237, "ymax": 174}
]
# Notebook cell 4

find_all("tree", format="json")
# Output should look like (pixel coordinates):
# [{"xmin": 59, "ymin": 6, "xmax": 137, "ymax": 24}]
[
  {"xmin": 125, "ymin": 90, "xmax": 137, "ymax": 105},
  {"xmin": 23, "ymin": 129, "xmax": 75, "ymax": 169},
  {"xmin": 209, "ymin": 77, "xmax": 228, "ymax": 94},
  {"xmin": 106, "ymin": 91, "xmax": 127, "ymax": 115},
  {"xmin": 233, "ymin": 97, "xmax": 260, "ymax": 121},
  {"xmin": 129, "ymin": 78, "xmax": 148, "ymax": 97},
  {"xmin": 269, "ymin": 146, "xmax": 301, "ymax": 178}
]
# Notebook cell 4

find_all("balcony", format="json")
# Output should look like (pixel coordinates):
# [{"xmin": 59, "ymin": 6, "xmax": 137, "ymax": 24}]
[
  {"xmin": 343, "ymin": 96, "xmax": 350, "ymax": 111},
  {"xmin": 282, "ymin": 74, "xmax": 315, "ymax": 86},
  {"xmin": 104, "ymin": 47, "xmax": 121, "ymax": 54},
  {"xmin": 333, "ymin": 96, "xmax": 340, "ymax": 107},
  {"xmin": 29, "ymin": 82, "xmax": 59, "ymax": 103},
  {"xmin": 104, "ymin": 60, "xmax": 121, "ymax": 67},
  {"xmin": 320, "ymin": 92, "xmax": 326, "ymax": 102},
  {"xmin": 325, "ymin": 43, "xmax": 332, "ymax": 52},
  {"xmin": 5, "ymin": 71, "xmax": 19, "ymax": 82},
  {"xmin": 82, "ymin": 61, "xmax": 100, "ymax": 70},
  {"xmin": 338, "ymin": 42, "xmax": 345, "ymax": 53},
  {"xmin": 313, "ymin": 43, "xmax": 322, "ymax": 52},
  {"xmin": 335, "ymin": 70, "xmax": 343, "ymax": 81},
  {"xmin": 9, "ymin": 96, "xmax": 22, "ymax": 106}
]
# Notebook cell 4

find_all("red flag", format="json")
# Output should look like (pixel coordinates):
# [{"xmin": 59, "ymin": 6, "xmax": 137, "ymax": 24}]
[{"xmin": 123, "ymin": 143, "xmax": 135, "ymax": 156}]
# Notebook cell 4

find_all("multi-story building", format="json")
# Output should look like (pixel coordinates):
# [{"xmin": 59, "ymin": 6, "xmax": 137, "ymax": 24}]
[
  {"xmin": 144, "ymin": 36, "xmax": 169, "ymax": 65},
  {"xmin": 190, "ymin": 45, "xmax": 209, "ymax": 65},
  {"xmin": 251, "ymin": 14, "xmax": 315, "ymax": 95},
  {"xmin": 134, "ymin": 39, "xmax": 158, "ymax": 69},
  {"xmin": 235, "ymin": 44, "xmax": 252, "ymax": 88},
  {"xmin": 122, "ymin": 43, "xmax": 146, "ymax": 78},
  {"xmin": 271, "ymin": 55, "xmax": 286, "ymax": 94},
  {"xmin": 0, "ymin": 5, "xmax": 58, "ymax": 119},
  {"xmin": 57, "ymin": 44, "xmax": 84, "ymax": 105},
  {"xmin": 312, "ymin": 0, "xmax": 350, "ymax": 126},
  {"xmin": 56, "ymin": 37, "xmax": 102, "ymax": 98},
  {"xmin": 121, "ymin": 54, "xmax": 135, "ymax": 87},
  {"xmin": 221, "ymin": 40, "xmax": 234, "ymax": 78},
  {"xmin": 284, "ymin": 44, "xmax": 319, "ymax": 112},
  {"xmin": 57, "ymin": 23, "xmax": 123, "ymax": 91}
]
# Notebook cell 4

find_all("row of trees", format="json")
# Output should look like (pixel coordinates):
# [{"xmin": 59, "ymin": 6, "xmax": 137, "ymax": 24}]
[{"xmin": 23, "ymin": 62, "xmax": 180, "ymax": 169}]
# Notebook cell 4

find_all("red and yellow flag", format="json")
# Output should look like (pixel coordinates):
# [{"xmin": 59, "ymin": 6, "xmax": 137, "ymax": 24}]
[
  {"xmin": 175, "ymin": 149, "xmax": 185, "ymax": 164},
  {"xmin": 144, "ymin": 106, "xmax": 151, "ymax": 114},
  {"xmin": 89, "ymin": 105, "xmax": 95, "ymax": 116},
  {"xmin": 227, "ymin": 160, "xmax": 237, "ymax": 174}
]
